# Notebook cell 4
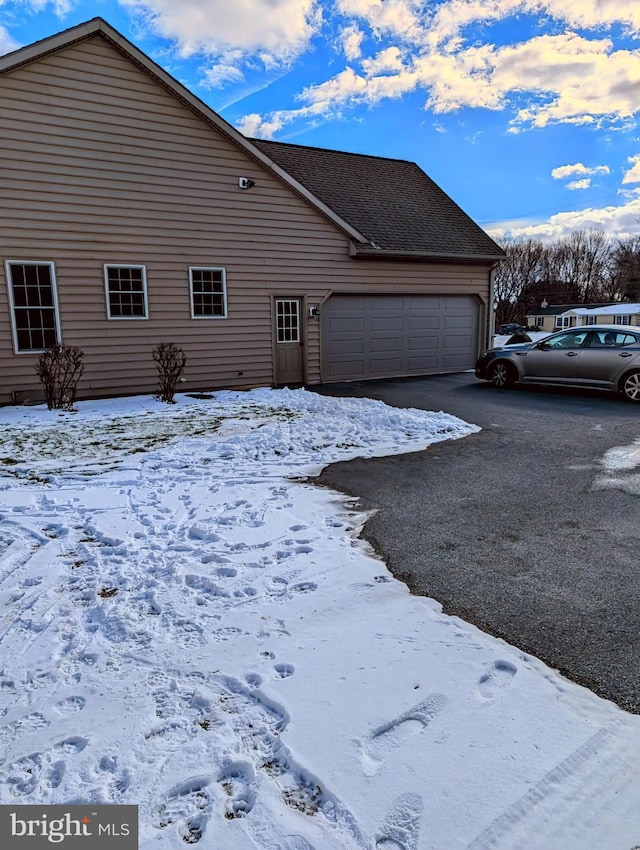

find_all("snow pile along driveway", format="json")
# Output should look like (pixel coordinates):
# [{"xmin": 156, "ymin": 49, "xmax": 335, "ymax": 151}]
[{"xmin": 0, "ymin": 388, "xmax": 639, "ymax": 850}]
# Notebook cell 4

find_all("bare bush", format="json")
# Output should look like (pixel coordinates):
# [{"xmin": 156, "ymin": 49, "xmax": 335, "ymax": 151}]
[
  {"xmin": 152, "ymin": 342, "xmax": 186, "ymax": 404},
  {"xmin": 36, "ymin": 344, "xmax": 85, "ymax": 411}
]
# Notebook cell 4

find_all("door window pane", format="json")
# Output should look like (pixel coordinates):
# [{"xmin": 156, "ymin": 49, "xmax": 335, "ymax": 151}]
[{"xmin": 276, "ymin": 300, "xmax": 300, "ymax": 343}]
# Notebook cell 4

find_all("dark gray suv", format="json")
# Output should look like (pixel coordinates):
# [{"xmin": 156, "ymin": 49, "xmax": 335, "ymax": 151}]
[{"xmin": 476, "ymin": 325, "xmax": 640, "ymax": 402}]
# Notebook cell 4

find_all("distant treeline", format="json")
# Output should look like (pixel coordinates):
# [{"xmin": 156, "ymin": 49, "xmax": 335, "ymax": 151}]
[{"xmin": 494, "ymin": 230, "xmax": 640, "ymax": 326}]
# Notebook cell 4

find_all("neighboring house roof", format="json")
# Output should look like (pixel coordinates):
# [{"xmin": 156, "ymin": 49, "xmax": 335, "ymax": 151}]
[
  {"xmin": 252, "ymin": 138, "xmax": 505, "ymax": 261},
  {"xmin": 526, "ymin": 303, "xmax": 618, "ymax": 317},
  {"xmin": 564, "ymin": 304, "xmax": 640, "ymax": 317},
  {"xmin": 0, "ymin": 16, "xmax": 504, "ymax": 263}
]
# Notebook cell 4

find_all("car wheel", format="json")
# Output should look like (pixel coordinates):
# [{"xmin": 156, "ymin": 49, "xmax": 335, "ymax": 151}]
[
  {"xmin": 489, "ymin": 360, "xmax": 516, "ymax": 389},
  {"xmin": 620, "ymin": 370, "xmax": 640, "ymax": 403}
]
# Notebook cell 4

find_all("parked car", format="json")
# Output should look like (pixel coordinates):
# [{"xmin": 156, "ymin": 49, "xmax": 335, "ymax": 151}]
[
  {"xmin": 496, "ymin": 323, "xmax": 526, "ymax": 335},
  {"xmin": 475, "ymin": 325, "xmax": 640, "ymax": 402}
]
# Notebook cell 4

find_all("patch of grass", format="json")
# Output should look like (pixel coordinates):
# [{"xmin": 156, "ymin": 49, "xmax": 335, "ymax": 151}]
[{"xmin": 0, "ymin": 400, "xmax": 301, "ymax": 485}]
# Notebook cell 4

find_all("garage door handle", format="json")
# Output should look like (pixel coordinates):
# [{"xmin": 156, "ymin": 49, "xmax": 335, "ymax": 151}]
[{"xmin": 566, "ymin": 351, "xmax": 578, "ymax": 357}]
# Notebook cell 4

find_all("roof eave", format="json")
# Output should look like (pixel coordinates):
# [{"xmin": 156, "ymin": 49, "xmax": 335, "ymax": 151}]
[{"xmin": 352, "ymin": 245, "xmax": 506, "ymax": 263}]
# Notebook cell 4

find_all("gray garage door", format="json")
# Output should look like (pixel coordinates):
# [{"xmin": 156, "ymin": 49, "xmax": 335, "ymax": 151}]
[{"xmin": 321, "ymin": 294, "xmax": 480, "ymax": 382}]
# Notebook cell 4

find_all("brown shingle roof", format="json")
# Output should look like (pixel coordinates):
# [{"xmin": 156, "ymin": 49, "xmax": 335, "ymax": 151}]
[{"xmin": 251, "ymin": 138, "xmax": 504, "ymax": 260}]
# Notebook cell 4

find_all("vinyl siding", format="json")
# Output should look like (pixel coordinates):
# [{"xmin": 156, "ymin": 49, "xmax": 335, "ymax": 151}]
[{"xmin": 0, "ymin": 34, "xmax": 492, "ymax": 404}]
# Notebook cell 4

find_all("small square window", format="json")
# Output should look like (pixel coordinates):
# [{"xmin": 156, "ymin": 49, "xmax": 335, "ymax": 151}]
[
  {"xmin": 104, "ymin": 265, "xmax": 148, "ymax": 319},
  {"xmin": 189, "ymin": 268, "xmax": 227, "ymax": 318}
]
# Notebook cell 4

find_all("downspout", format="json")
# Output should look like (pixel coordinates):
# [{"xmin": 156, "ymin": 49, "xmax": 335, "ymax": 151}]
[{"xmin": 488, "ymin": 261, "xmax": 499, "ymax": 347}]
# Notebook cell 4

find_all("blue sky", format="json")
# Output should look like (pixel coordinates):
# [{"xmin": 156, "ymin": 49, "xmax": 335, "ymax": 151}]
[{"xmin": 1, "ymin": 0, "xmax": 640, "ymax": 242}]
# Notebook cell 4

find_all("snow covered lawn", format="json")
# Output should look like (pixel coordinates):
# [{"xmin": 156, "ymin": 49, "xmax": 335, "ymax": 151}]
[
  {"xmin": 492, "ymin": 331, "xmax": 550, "ymax": 347},
  {"xmin": 1, "ymin": 388, "xmax": 639, "ymax": 850}
]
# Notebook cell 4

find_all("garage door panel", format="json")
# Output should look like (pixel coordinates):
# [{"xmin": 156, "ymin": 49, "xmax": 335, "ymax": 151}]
[
  {"xmin": 370, "ymin": 337, "xmax": 404, "ymax": 352},
  {"xmin": 329, "ymin": 360, "xmax": 365, "ymax": 377},
  {"xmin": 370, "ymin": 357, "xmax": 404, "ymax": 372},
  {"xmin": 445, "ymin": 316, "xmax": 474, "ymax": 329},
  {"xmin": 370, "ymin": 296, "xmax": 405, "ymax": 310},
  {"xmin": 408, "ymin": 316, "xmax": 440, "ymax": 330},
  {"xmin": 322, "ymin": 294, "xmax": 479, "ymax": 382},
  {"xmin": 408, "ymin": 337, "xmax": 439, "ymax": 351},
  {"xmin": 371, "ymin": 317, "xmax": 403, "ymax": 331},
  {"xmin": 329, "ymin": 339, "xmax": 365, "ymax": 355},
  {"xmin": 329, "ymin": 317, "xmax": 365, "ymax": 333},
  {"xmin": 444, "ymin": 333, "xmax": 474, "ymax": 347},
  {"xmin": 408, "ymin": 355, "xmax": 440, "ymax": 370}
]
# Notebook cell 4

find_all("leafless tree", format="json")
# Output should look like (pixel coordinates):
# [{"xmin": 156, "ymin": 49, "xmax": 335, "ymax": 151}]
[
  {"xmin": 493, "ymin": 238, "xmax": 545, "ymax": 325},
  {"xmin": 494, "ymin": 229, "xmax": 633, "ymax": 325},
  {"xmin": 609, "ymin": 236, "xmax": 640, "ymax": 301},
  {"xmin": 551, "ymin": 229, "xmax": 613, "ymax": 303}
]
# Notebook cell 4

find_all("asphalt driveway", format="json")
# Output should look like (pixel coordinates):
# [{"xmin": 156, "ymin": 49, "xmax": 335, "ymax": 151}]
[{"xmin": 314, "ymin": 374, "xmax": 640, "ymax": 713}]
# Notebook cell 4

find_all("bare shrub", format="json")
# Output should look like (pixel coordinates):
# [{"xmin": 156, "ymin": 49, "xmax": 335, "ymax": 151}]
[
  {"xmin": 36, "ymin": 344, "xmax": 85, "ymax": 411},
  {"xmin": 152, "ymin": 342, "xmax": 186, "ymax": 404}
]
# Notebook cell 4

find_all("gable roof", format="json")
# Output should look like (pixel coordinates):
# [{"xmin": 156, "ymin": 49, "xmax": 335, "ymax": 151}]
[
  {"xmin": 0, "ymin": 17, "xmax": 366, "ymax": 246},
  {"xmin": 526, "ymin": 303, "xmax": 620, "ymax": 317},
  {"xmin": 0, "ymin": 17, "xmax": 504, "ymax": 263},
  {"xmin": 565, "ymin": 304, "xmax": 640, "ymax": 316},
  {"xmin": 252, "ymin": 139, "xmax": 504, "ymax": 261}
]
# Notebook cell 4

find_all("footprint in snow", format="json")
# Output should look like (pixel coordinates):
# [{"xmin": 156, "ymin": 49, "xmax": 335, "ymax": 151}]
[
  {"xmin": 156, "ymin": 775, "xmax": 213, "ymax": 844},
  {"xmin": 477, "ymin": 660, "xmax": 517, "ymax": 700},
  {"xmin": 0, "ymin": 711, "xmax": 50, "ymax": 748},
  {"xmin": 274, "ymin": 663, "xmax": 295, "ymax": 679},
  {"xmin": 52, "ymin": 695, "xmax": 87, "ymax": 717},
  {"xmin": 361, "ymin": 695, "xmax": 447, "ymax": 776},
  {"xmin": 1, "ymin": 736, "xmax": 88, "ymax": 799},
  {"xmin": 217, "ymin": 759, "xmax": 257, "ymax": 819},
  {"xmin": 375, "ymin": 792, "xmax": 423, "ymax": 850}
]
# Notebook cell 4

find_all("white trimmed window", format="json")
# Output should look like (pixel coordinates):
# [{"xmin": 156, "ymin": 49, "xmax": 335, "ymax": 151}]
[
  {"xmin": 5, "ymin": 261, "xmax": 61, "ymax": 353},
  {"xmin": 586, "ymin": 315, "xmax": 596, "ymax": 325},
  {"xmin": 555, "ymin": 316, "xmax": 572, "ymax": 329},
  {"xmin": 614, "ymin": 315, "xmax": 631, "ymax": 325},
  {"xmin": 104, "ymin": 265, "xmax": 148, "ymax": 319},
  {"xmin": 189, "ymin": 267, "xmax": 227, "ymax": 318}
]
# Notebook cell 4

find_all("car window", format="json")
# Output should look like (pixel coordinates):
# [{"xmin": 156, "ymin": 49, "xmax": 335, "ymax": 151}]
[
  {"xmin": 615, "ymin": 333, "xmax": 638, "ymax": 347},
  {"xmin": 544, "ymin": 331, "xmax": 588, "ymax": 349},
  {"xmin": 588, "ymin": 331, "xmax": 639, "ymax": 348}
]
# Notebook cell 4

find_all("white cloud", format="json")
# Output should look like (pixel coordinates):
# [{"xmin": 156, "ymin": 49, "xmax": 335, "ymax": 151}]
[
  {"xmin": 622, "ymin": 154, "xmax": 640, "ymax": 184},
  {"xmin": 337, "ymin": 0, "xmax": 423, "ymax": 40},
  {"xmin": 551, "ymin": 163, "xmax": 610, "ymax": 179},
  {"xmin": 15, "ymin": 0, "xmax": 76, "ymax": 13},
  {"xmin": 236, "ymin": 112, "xmax": 285, "ymax": 138},
  {"xmin": 0, "ymin": 25, "xmax": 20, "ymax": 56},
  {"xmin": 340, "ymin": 24, "xmax": 365, "ymax": 60},
  {"xmin": 566, "ymin": 178, "xmax": 591, "ymax": 190},
  {"xmin": 238, "ymin": 27, "xmax": 640, "ymax": 134},
  {"xmin": 202, "ymin": 62, "xmax": 245, "ymax": 88},
  {"xmin": 425, "ymin": 0, "xmax": 640, "ymax": 47},
  {"xmin": 121, "ymin": 0, "xmax": 321, "ymax": 64},
  {"xmin": 488, "ymin": 196, "xmax": 640, "ymax": 242},
  {"xmin": 500, "ymin": 34, "xmax": 640, "ymax": 129},
  {"xmin": 361, "ymin": 46, "xmax": 405, "ymax": 75}
]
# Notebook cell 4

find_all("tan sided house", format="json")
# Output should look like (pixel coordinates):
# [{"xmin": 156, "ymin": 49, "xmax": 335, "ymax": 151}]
[{"xmin": 0, "ymin": 18, "xmax": 504, "ymax": 405}]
